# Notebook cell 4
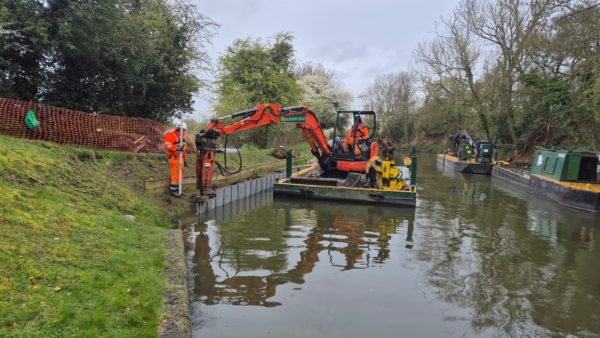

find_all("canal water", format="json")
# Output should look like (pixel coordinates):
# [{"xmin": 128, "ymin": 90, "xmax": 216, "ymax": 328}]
[{"xmin": 183, "ymin": 155, "xmax": 600, "ymax": 338}]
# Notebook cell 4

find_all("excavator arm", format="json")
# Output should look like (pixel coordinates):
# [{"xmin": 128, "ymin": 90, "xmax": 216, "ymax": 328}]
[
  {"xmin": 280, "ymin": 105, "xmax": 333, "ymax": 170},
  {"xmin": 452, "ymin": 129, "xmax": 477, "ymax": 157},
  {"xmin": 195, "ymin": 103, "xmax": 333, "ymax": 195}
]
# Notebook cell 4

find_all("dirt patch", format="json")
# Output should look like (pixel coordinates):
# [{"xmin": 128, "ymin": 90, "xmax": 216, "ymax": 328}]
[
  {"xmin": 501, "ymin": 148, "xmax": 534, "ymax": 167},
  {"xmin": 77, "ymin": 151, "xmax": 94, "ymax": 161},
  {"xmin": 271, "ymin": 146, "xmax": 287, "ymax": 159}
]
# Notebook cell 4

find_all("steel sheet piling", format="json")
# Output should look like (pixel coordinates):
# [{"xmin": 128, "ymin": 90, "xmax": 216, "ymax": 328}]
[{"xmin": 196, "ymin": 172, "xmax": 286, "ymax": 214}]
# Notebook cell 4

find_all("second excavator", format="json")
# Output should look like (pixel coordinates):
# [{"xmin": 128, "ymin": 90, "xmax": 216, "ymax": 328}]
[{"xmin": 437, "ymin": 129, "xmax": 494, "ymax": 175}]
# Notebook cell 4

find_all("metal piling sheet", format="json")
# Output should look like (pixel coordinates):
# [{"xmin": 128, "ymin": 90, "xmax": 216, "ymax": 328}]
[
  {"xmin": 223, "ymin": 185, "xmax": 232, "ymax": 205},
  {"xmin": 230, "ymin": 184, "xmax": 238, "ymax": 202},
  {"xmin": 197, "ymin": 174, "xmax": 280, "ymax": 214},
  {"xmin": 237, "ymin": 184, "xmax": 243, "ymax": 200},
  {"xmin": 215, "ymin": 187, "xmax": 224, "ymax": 207},
  {"xmin": 207, "ymin": 197, "xmax": 216, "ymax": 210}
]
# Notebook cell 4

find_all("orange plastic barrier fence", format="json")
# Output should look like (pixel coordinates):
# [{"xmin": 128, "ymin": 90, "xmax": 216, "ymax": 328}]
[{"xmin": 0, "ymin": 97, "xmax": 165, "ymax": 153}]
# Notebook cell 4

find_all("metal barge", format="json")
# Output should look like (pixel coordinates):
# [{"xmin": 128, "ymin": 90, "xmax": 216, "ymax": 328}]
[
  {"xmin": 274, "ymin": 153, "xmax": 418, "ymax": 207},
  {"xmin": 437, "ymin": 153, "xmax": 494, "ymax": 175},
  {"xmin": 492, "ymin": 148, "xmax": 600, "ymax": 213},
  {"xmin": 437, "ymin": 130, "xmax": 494, "ymax": 174}
]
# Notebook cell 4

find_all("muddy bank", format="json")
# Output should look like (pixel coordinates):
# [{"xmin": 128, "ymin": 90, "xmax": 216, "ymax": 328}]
[{"xmin": 160, "ymin": 230, "xmax": 191, "ymax": 338}]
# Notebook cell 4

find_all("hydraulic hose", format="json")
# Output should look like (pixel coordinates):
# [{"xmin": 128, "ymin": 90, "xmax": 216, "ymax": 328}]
[{"xmin": 215, "ymin": 134, "xmax": 243, "ymax": 176}]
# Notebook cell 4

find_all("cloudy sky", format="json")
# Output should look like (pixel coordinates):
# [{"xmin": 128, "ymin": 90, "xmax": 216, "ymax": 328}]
[{"xmin": 192, "ymin": 0, "xmax": 458, "ymax": 118}]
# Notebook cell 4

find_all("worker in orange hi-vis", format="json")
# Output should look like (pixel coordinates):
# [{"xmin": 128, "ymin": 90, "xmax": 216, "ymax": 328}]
[
  {"xmin": 163, "ymin": 122, "xmax": 188, "ymax": 194},
  {"xmin": 342, "ymin": 114, "xmax": 369, "ymax": 156}
]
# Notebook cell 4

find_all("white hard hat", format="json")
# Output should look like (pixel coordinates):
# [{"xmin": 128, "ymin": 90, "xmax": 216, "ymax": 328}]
[{"xmin": 176, "ymin": 121, "xmax": 187, "ymax": 130}]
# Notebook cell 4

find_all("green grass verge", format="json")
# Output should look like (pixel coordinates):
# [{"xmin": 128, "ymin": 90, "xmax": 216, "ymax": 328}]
[
  {"xmin": 0, "ymin": 136, "xmax": 312, "ymax": 337},
  {"xmin": 0, "ymin": 136, "xmax": 172, "ymax": 337},
  {"xmin": 232, "ymin": 143, "xmax": 312, "ymax": 167}
]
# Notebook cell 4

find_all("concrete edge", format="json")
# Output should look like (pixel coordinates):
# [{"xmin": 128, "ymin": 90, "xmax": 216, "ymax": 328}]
[{"xmin": 159, "ymin": 229, "xmax": 191, "ymax": 338}]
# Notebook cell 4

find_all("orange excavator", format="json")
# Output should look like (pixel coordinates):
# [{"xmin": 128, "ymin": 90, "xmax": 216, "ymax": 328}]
[{"xmin": 195, "ymin": 103, "xmax": 379, "ymax": 195}]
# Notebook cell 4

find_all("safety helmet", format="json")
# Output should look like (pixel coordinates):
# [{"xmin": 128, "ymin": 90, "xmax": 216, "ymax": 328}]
[
  {"xmin": 175, "ymin": 121, "xmax": 188, "ymax": 130},
  {"xmin": 354, "ymin": 113, "xmax": 362, "ymax": 124}
]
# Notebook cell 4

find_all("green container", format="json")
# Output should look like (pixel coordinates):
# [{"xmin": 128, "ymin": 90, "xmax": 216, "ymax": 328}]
[
  {"xmin": 531, "ymin": 149, "xmax": 566, "ymax": 180},
  {"xmin": 25, "ymin": 110, "xmax": 39, "ymax": 129},
  {"xmin": 530, "ymin": 148, "xmax": 598, "ymax": 182}
]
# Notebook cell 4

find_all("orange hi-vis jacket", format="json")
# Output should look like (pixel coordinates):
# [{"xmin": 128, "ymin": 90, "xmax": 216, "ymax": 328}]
[
  {"xmin": 344, "ymin": 122, "xmax": 369, "ymax": 143},
  {"xmin": 163, "ymin": 128, "xmax": 187, "ymax": 160}
]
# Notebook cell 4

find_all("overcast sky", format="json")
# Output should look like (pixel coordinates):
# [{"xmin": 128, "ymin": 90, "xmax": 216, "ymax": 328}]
[{"xmin": 191, "ymin": 0, "xmax": 459, "ymax": 118}]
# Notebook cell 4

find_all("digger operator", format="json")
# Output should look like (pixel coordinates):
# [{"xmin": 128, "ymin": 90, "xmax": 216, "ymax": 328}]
[
  {"xmin": 163, "ymin": 122, "xmax": 188, "ymax": 194},
  {"xmin": 342, "ymin": 114, "xmax": 369, "ymax": 156}
]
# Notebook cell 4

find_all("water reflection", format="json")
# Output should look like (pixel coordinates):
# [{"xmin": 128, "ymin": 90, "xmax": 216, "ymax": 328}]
[
  {"xmin": 188, "ymin": 196, "xmax": 415, "ymax": 307},
  {"xmin": 491, "ymin": 175, "xmax": 597, "ymax": 246},
  {"xmin": 185, "ymin": 157, "xmax": 599, "ymax": 338},
  {"xmin": 425, "ymin": 160, "xmax": 600, "ymax": 336}
]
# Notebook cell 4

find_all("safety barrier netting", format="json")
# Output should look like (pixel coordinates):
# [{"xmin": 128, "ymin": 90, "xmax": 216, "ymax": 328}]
[{"xmin": 0, "ymin": 97, "xmax": 165, "ymax": 153}]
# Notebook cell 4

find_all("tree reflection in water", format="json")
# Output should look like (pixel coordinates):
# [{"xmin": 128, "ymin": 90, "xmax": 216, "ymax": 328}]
[
  {"xmin": 418, "ymin": 163, "xmax": 600, "ymax": 337},
  {"xmin": 184, "ymin": 157, "xmax": 600, "ymax": 337},
  {"xmin": 189, "ymin": 196, "xmax": 415, "ymax": 307}
]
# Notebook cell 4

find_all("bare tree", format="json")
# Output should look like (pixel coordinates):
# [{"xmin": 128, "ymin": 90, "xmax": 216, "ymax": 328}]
[
  {"xmin": 416, "ymin": 0, "xmax": 568, "ymax": 147},
  {"xmin": 461, "ymin": 0, "xmax": 567, "ymax": 146},
  {"xmin": 360, "ymin": 71, "xmax": 417, "ymax": 144},
  {"xmin": 415, "ymin": 7, "xmax": 492, "ymax": 140}
]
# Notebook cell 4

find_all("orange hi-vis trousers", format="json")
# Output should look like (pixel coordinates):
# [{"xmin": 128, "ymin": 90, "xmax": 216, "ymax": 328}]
[{"xmin": 168, "ymin": 156, "xmax": 183, "ymax": 191}]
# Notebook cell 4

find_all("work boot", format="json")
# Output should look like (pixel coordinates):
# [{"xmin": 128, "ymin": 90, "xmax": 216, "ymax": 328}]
[
  {"xmin": 170, "ymin": 191, "xmax": 185, "ymax": 198},
  {"xmin": 169, "ymin": 184, "xmax": 178, "ymax": 192}
]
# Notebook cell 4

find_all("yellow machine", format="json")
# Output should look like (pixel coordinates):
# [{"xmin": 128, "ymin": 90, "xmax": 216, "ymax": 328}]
[{"xmin": 366, "ymin": 156, "xmax": 407, "ymax": 191}]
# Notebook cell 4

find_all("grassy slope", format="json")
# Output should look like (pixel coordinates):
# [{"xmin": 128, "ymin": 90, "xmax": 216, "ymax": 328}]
[
  {"xmin": 0, "ymin": 136, "xmax": 312, "ymax": 337},
  {"xmin": 0, "ymin": 136, "xmax": 172, "ymax": 337}
]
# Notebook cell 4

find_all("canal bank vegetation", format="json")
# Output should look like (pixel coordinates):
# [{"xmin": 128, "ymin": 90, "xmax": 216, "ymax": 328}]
[
  {"xmin": 206, "ymin": 0, "xmax": 600, "ymax": 157},
  {"xmin": 0, "ymin": 135, "xmax": 177, "ymax": 337},
  {"xmin": 0, "ymin": 0, "xmax": 217, "ymax": 123},
  {"xmin": 211, "ymin": 33, "xmax": 354, "ymax": 148},
  {"xmin": 5, "ymin": 1, "xmax": 599, "ymax": 160},
  {"xmin": 362, "ymin": 0, "xmax": 600, "ymax": 155},
  {"xmin": 235, "ymin": 143, "xmax": 312, "ymax": 167}
]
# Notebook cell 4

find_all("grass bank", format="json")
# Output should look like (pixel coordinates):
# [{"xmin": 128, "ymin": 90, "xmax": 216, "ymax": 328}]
[
  {"xmin": 0, "ymin": 136, "xmax": 312, "ymax": 337},
  {"xmin": 218, "ymin": 143, "xmax": 312, "ymax": 167},
  {"xmin": 0, "ymin": 136, "xmax": 175, "ymax": 337}
]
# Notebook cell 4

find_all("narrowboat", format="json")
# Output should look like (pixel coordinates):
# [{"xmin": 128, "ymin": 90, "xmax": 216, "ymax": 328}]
[{"xmin": 492, "ymin": 148, "xmax": 600, "ymax": 213}]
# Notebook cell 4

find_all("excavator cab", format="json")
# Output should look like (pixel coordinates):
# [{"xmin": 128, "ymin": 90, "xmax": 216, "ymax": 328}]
[
  {"xmin": 331, "ymin": 110, "xmax": 377, "ymax": 164},
  {"xmin": 476, "ymin": 139, "xmax": 493, "ymax": 163}
]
